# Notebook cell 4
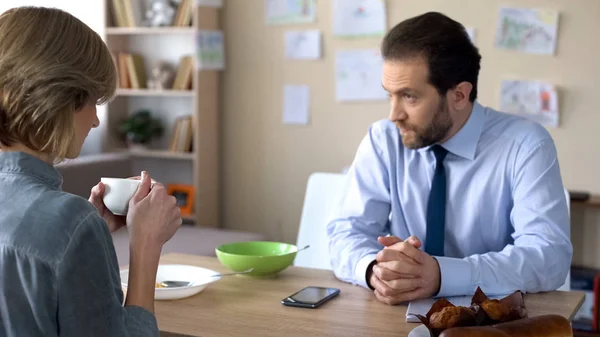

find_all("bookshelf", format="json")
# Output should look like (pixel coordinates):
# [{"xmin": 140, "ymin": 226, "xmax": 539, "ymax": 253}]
[
  {"xmin": 106, "ymin": 27, "xmax": 195, "ymax": 35},
  {"xmin": 104, "ymin": 0, "xmax": 222, "ymax": 227},
  {"xmin": 128, "ymin": 149, "xmax": 195, "ymax": 160},
  {"xmin": 115, "ymin": 88, "xmax": 195, "ymax": 97}
]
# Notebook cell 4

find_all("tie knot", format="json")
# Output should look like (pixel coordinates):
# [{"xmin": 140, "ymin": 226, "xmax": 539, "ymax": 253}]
[{"xmin": 431, "ymin": 145, "xmax": 448, "ymax": 162}]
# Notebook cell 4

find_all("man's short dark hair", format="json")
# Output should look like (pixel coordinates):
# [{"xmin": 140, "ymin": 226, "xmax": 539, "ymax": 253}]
[{"xmin": 381, "ymin": 12, "xmax": 481, "ymax": 102}]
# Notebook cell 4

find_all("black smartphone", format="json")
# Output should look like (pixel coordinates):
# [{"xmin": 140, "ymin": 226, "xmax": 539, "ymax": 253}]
[{"xmin": 281, "ymin": 286, "xmax": 341, "ymax": 309}]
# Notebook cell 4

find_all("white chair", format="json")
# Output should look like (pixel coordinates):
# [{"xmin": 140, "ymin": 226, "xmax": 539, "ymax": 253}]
[
  {"xmin": 557, "ymin": 188, "xmax": 571, "ymax": 291},
  {"xmin": 294, "ymin": 172, "xmax": 347, "ymax": 270}
]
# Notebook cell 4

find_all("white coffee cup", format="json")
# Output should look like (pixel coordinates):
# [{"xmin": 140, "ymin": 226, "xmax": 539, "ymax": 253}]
[{"xmin": 101, "ymin": 177, "xmax": 141, "ymax": 216}]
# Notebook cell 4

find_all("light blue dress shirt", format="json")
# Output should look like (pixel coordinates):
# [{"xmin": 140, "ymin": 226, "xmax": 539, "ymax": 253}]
[{"xmin": 327, "ymin": 102, "xmax": 572, "ymax": 297}]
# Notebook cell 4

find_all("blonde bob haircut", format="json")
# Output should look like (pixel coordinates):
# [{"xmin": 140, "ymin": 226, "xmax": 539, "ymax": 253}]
[{"xmin": 0, "ymin": 7, "xmax": 116, "ymax": 160}]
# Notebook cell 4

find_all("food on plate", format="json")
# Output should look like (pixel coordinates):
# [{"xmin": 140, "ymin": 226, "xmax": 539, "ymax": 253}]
[
  {"xmin": 155, "ymin": 282, "xmax": 165, "ymax": 288},
  {"xmin": 438, "ymin": 314, "xmax": 573, "ymax": 337},
  {"xmin": 471, "ymin": 287, "xmax": 527, "ymax": 325},
  {"xmin": 429, "ymin": 305, "xmax": 477, "ymax": 329},
  {"xmin": 416, "ymin": 297, "xmax": 478, "ymax": 333},
  {"xmin": 411, "ymin": 287, "xmax": 526, "ymax": 337}
]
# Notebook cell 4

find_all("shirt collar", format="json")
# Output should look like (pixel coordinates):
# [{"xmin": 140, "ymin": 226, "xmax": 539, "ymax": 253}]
[
  {"xmin": 0, "ymin": 151, "xmax": 62, "ymax": 189},
  {"xmin": 417, "ymin": 101, "xmax": 485, "ymax": 161}
]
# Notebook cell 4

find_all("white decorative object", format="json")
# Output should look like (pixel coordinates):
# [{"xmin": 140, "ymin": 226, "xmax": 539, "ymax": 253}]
[
  {"xmin": 145, "ymin": 0, "xmax": 177, "ymax": 27},
  {"xmin": 147, "ymin": 61, "xmax": 175, "ymax": 90}
]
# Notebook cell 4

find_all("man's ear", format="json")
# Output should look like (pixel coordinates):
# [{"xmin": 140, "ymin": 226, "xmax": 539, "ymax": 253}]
[{"xmin": 448, "ymin": 81, "xmax": 473, "ymax": 111}]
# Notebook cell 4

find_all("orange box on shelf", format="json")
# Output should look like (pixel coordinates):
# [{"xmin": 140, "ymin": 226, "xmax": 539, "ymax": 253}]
[{"xmin": 167, "ymin": 184, "xmax": 195, "ymax": 216}]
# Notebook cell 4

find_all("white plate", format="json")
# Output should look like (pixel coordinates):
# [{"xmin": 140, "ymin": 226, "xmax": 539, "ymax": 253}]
[
  {"xmin": 120, "ymin": 264, "xmax": 221, "ymax": 300},
  {"xmin": 408, "ymin": 324, "xmax": 430, "ymax": 337}
]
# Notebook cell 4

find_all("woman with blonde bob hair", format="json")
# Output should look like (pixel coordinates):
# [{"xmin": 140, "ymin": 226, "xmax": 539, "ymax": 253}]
[{"xmin": 0, "ymin": 7, "xmax": 181, "ymax": 336}]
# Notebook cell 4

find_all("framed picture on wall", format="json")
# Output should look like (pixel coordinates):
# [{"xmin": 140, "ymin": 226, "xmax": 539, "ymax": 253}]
[{"xmin": 167, "ymin": 184, "xmax": 195, "ymax": 216}]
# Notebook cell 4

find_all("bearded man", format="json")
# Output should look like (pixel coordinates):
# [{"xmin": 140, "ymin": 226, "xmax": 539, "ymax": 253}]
[{"xmin": 326, "ymin": 12, "xmax": 571, "ymax": 304}]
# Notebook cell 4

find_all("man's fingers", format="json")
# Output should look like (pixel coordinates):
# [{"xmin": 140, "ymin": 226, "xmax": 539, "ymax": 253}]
[
  {"xmin": 376, "ymin": 245, "xmax": 424, "ymax": 264},
  {"xmin": 377, "ymin": 241, "xmax": 425, "ymax": 264},
  {"xmin": 378, "ymin": 235, "xmax": 403, "ymax": 247},
  {"xmin": 372, "ymin": 264, "xmax": 417, "ymax": 281},
  {"xmin": 370, "ymin": 274, "xmax": 395, "ymax": 296},
  {"xmin": 377, "ymin": 259, "xmax": 422, "ymax": 277},
  {"xmin": 374, "ymin": 287, "xmax": 428, "ymax": 306},
  {"xmin": 378, "ymin": 235, "xmax": 422, "ymax": 249},
  {"xmin": 405, "ymin": 235, "xmax": 422, "ymax": 249},
  {"xmin": 382, "ymin": 277, "xmax": 421, "ymax": 293},
  {"xmin": 372, "ymin": 273, "xmax": 421, "ymax": 297}
]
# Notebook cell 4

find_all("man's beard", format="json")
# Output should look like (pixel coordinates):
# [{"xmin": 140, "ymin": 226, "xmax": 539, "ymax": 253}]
[{"xmin": 396, "ymin": 97, "xmax": 453, "ymax": 149}]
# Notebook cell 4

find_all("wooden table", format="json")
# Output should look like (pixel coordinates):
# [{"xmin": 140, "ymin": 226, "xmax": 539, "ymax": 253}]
[{"xmin": 155, "ymin": 254, "xmax": 585, "ymax": 337}]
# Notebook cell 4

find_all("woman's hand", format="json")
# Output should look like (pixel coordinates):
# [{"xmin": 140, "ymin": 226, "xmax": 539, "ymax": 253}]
[{"xmin": 88, "ymin": 182, "xmax": 126, "ymax": 233}]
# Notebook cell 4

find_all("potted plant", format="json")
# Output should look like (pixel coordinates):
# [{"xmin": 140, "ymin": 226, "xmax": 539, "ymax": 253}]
[{"xmin": 119, "ymin": 110, "xmax": 163, "ymax": 150}]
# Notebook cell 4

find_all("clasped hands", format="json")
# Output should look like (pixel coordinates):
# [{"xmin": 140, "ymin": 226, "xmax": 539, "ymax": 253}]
[{"xmin": 368, "ymin": 236, "xmax": 441, "ymax": 305}]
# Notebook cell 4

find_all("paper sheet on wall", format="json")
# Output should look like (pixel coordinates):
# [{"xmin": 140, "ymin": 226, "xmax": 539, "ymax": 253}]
[
  {"xmin": 495, "ymin": 7, "xmax": 559, "ymax": 55},
  {"xmin": 196, "ymin": 30, "xmax": 224, "ymax": 70},
  {"xmin": 265, "ymin": 0, "xmax": 316, "ymax": 25},
  {"xmin": 466, "ymin": 27, "xmax": 476, "ymax": 44},
  {"xmin": 333, "ymin": 0, "xmax": 387, "ymax": 37},
  {"xmin": 499, "ymin": 79, "xmax": 559, "ymax": 127},
  {"xmin": 406, "ymin": 294, "xmax": 506, "ymax": 322},
  {"xmin": 285, "ymin": 30, "xmax": 321, "ymax": 60},
  {"xmin": 283, "ymin": 85, "xmax": 310, "ymax": 125},
  {"xmin": 335, "ymin": 49, "xmax": 387, "ymax": 102}
]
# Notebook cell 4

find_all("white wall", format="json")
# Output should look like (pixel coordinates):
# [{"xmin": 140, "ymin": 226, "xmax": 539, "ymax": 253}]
[{"xmin": 0, "ymin": 0, "xmax": 106, "ymax": 155}]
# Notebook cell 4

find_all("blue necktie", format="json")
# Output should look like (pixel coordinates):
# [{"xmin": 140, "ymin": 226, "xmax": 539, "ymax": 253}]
[{"xmin": 425, "ymin": 145, "xmax": 448, "ymax": 256}]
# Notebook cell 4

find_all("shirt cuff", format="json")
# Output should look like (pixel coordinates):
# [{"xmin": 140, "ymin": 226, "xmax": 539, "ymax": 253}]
[
  {"xmin": 354, "ymin": 253, "xmax": 378, "ymax": 289},
  {"xmin": 435, "ymin": 256, "xmax": 473, "ymax": 298}
]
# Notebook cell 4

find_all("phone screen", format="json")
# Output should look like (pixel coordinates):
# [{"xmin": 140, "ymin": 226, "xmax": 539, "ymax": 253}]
[{"xmin": 283, "ymin": 286, "xmax": 340, "ymax": 306}]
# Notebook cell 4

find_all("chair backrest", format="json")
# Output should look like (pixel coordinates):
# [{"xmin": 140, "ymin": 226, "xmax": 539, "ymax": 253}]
[
  {"xmin": 557, "ymin": 188, "xmax": 571, "ymax": 291},
  {"xmin": 294, "ymin": 172, "xmax": 347, "ymax": 270}
]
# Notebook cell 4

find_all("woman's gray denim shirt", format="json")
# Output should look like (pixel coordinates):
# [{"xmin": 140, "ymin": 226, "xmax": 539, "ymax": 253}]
[{"xmin": 0, "ymin": 152, "xmax": 158, "ymax": 337}]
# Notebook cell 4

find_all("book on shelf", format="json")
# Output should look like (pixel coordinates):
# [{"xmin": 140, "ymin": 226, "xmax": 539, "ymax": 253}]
[
  {"xmin": 115, "ymin": 52, "xmax": 146, "ymax": 89},
  {"xmin": 126, "ymin": 53, "xmax": 147, "ymax": 89},
  {"xmin": 169, "ymin": 115, "xmax": 194, "ymax": 153},
  {"xmin": 111, "ymin": 0, "xmax": 126, "ymax": 27},
  {"xmin": 117, "ymin": 53, "xmax": 131, "ymax": 88},
  {"xmin": 111, "ymin": 0, "xmax": 144, "ymax": 27},
  {"xmin": 172, "ymin": 55, "xmax": 194, "ymax": 90},
  {"xmin": 173, "ymin": 0, "xmax": 193, "ymax": 27}
]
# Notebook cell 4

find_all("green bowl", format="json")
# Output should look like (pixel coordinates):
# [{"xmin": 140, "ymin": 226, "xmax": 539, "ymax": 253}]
[{"xmin": 215, "ymin": 241, "xmax": 298, "ymax": 276}]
